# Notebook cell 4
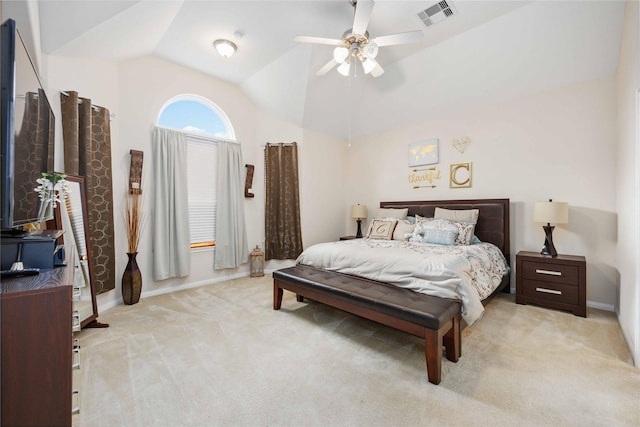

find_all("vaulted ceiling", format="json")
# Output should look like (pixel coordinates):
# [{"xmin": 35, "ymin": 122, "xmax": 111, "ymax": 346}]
[{"xmin": 35, "ymin": 0, "xmax": 625, "ymax": 139}]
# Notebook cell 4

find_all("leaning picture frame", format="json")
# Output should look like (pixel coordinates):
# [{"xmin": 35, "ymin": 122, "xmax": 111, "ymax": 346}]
[{"xmin": 408, "ymin": 139, "xmax": 439, "ymax": 167}]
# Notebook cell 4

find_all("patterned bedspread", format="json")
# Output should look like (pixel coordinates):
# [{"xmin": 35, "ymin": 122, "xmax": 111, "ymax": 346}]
[{"xmin": 296, "ymin": 239, "xmax": 509, "ymax": 326}]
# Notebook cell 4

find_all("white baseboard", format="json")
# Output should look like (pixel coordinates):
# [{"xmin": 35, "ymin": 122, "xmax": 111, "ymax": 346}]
[
  {"xmin": 587, "ymin": 300, "xmax": 615, "ymax": 312},
  {"xmin": 98, "ymin": 267, "xmax": 616, "ymax": 316},
  {"xmin": 97, "ymin": 270, "xmax": 253, "ymax": 314}
]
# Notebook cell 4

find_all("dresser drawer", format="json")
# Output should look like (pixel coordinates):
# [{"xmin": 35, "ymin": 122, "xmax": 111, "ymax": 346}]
[
  {"xmin": 521, "ymin": 261, "xmax": 579, "ymax": 286},
  {"xmin": 521, "ymin": 279, "xmax": 579, "ymax": 305}
]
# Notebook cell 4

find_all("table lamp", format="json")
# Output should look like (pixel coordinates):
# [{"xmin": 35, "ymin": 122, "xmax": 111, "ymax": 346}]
[
  {"xmin": 351, "ymin": 204, "xmax": 368, "ymax": 238},
  {"xmin": 533, "ymin": 199, "xmax": 568, "ymax": 257}
]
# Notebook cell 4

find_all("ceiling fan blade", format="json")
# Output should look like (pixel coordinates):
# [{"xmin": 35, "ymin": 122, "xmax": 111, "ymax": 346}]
[
  {"xmin": 352, "ymin": 0, "xmax": 374, "ymax": 36},
  {"xmin": 317, "ymin": 59, "xmax": 339, "ymax": 76},
  {"xmin": 294, "ymin": 35, "xmax": 342, "ymax": 46},
  {"xmin": 370, "ymin": 62, "xmax": 384, "ymax": 77},
  {"xmin": 372, "ymin": 30, "xmax": 423, "ymax": 47}
]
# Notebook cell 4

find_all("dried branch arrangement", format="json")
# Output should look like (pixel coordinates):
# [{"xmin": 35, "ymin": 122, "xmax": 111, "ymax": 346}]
[{"xmin": 125, "ymin": 192, "xmax": 146, "ymax": 253}]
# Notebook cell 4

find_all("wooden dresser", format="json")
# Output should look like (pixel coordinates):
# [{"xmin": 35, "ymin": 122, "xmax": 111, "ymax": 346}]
[
  {"xmin": 1, "ymin": 264, "xmax": 75, "ymax": 427},
  {"xmin": 515, "ymin": 251, "xmax": 587, "ymax": 317}
]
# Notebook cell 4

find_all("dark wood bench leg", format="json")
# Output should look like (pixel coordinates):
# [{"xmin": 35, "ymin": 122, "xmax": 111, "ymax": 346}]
[
  {"xmin": 424, "ymin": 329, "xmax": 442, "ymax": 385},
  {"xmin": 273, "ymin": 282, "xmax": 283, "ymax": 310},
  {"xmin": 443, "ymin": 314, "xmax": 461, "ymax": 362}
]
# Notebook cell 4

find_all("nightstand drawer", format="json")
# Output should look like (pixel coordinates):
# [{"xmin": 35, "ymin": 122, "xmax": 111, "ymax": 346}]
[
  {"xmin": 521, "ymin": 279, "xmax": 579, "ymax": 305},
  {"xmin": 521, "ymin": 261, "xmax": 579, "ymax": 286}
]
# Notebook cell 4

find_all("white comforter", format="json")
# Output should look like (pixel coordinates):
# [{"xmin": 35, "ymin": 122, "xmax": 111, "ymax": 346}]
[{"xmin": 296, "ymin": 238, "xmax": 509, "ymax": 326}]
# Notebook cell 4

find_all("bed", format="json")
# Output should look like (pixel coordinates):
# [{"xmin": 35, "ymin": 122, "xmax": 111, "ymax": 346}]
[{"xmin": 273, "ymin": 198, "xmax": 510, "ymax": 383}]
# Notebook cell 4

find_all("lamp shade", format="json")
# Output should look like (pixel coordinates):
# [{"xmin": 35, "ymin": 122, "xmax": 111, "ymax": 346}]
[
  {"xmin": 333, "ymin": 46, "xmax": 349, "ymax": 63},
  {"xmin": 337, "ymin": 61, "xmax": 350, "ymax": 76},
  {"xmin": 362, "ymin": 58, "xmax": 376, "ymax": 74},
  {"xmin": 533, "ymin": 201, "xmax": 568, "ymax": 224},
  {"xmin": 351, "ymin": 204, "xmax": 367, "ymax": 219}
]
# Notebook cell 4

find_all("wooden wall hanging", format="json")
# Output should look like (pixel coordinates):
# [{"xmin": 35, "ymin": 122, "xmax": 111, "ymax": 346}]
[
  {"xmin": 129, "ymin": 150, "xmax": 143, "ymax": 194},
  {"xmin": 245, "ymin": 164, "xmax": 255, "ymax": 198}
]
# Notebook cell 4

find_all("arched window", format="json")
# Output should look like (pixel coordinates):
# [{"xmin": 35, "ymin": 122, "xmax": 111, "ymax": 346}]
[
  {"xmin": 157, "ymin": 95, "xmax": 235, "ymax": 249},
  {"xmin": 157, "ymin": 94, "xmax": 235, "ymax": 139}
]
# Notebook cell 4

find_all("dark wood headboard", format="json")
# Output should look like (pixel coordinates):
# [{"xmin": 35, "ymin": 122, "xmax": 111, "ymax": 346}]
[{"xmin": 380, "ymin": 199, "xmax": 510, "ymax": 267}]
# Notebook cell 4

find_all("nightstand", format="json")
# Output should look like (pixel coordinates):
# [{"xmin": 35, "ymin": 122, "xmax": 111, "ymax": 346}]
[
  {"xmin": 339, "ymin": 236, "xmax": 359, "ymax": 241},
  {"xmin": 516, "ymin": 251, "xmax": 586, "ymax": 317}
]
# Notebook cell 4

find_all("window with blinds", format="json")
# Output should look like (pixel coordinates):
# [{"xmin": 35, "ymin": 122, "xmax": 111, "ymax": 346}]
[
  {"xmin": 187, "ymin": 136, "xmax": 217, "ymax": 248},
  {"xmin": 156, "ymin": 94, "xmax": 235, "ymax": 250}
]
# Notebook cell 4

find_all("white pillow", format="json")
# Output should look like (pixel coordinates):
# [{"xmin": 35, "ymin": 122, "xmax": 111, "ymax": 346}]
[
  {"xmin": 434, "ymin": 207, "xmax": 479, "ymax": 224},
  {"xmin": 374, "ymin": 207, "xmax": 408, "ymax": 220},
  {"xmin": 392, "ymin": 220, "xmax": 415, "ymax": 241}
]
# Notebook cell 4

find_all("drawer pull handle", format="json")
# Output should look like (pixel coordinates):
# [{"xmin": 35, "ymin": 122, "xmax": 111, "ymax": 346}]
[
  {"xmin": 535, "ymin": 269, "xmax": 562, "ymax": 276},
  {"xmin": 72, "ymin": 344, "xmax": 81, "ymax": 370},
  {"xmin": 72, "ymin": 311, "xmax": 81, "ymax": 332},
  {"xmin": 72, "ymin": 389, "xmax": 80, "ymax": 415},
  {"xmin": 536, "ymin": 287, "xmax": 562, "ymax": 295}
]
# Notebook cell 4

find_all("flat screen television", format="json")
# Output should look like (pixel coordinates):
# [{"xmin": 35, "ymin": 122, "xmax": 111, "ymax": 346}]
[{"xmin": 1, "ymin": 18, "xmax": 55, "ymax": 233}]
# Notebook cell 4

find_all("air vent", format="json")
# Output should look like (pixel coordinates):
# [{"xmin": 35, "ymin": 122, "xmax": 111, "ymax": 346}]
[{"xmin": 417, "ymin": 0, "xmax": 457, "ymax": 27}]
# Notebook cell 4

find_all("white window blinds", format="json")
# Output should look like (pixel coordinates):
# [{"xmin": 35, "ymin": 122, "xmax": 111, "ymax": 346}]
[{"xmin": 186, "ymin": 135, "xmax": 217, "ymax": 246}]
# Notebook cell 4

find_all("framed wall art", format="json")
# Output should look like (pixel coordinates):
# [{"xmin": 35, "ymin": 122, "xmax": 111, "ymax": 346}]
[
  {"xmin": 449, "ymin": 162, "xmax": 472, "ymax": 188},
  {"xmin": 408, "ymin": 139, "xmax": 439, "ymax": 167}
]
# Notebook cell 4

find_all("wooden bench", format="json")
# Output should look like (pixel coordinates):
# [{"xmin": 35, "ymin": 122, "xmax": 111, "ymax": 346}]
[{"xmin": 273, "ymin": 265, "xmax": 461, "ymax": 385}]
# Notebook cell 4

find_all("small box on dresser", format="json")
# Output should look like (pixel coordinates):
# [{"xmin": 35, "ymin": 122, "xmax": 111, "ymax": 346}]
[{"xmin": 516, "ymin": 251, "xmax": 586, "ymax": 317}]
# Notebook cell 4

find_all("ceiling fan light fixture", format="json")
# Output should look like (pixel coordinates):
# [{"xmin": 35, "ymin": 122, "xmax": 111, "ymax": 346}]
[
  {"xmin": 213, "ymin": 39, "xmax": 237, "ymax": 58},
  {"xmin": 363, "ymin": 41, "xmax": 378, "ymax": 59},
  {"xmin": 337, "ymin": 61, "xmax": 351, "ymax": 76},
  {"xmin": 333, "ymin": 46, "xmax": 350, "ymax": 64},
  {"xmin": 362, "ymin": 58, "xmax": 376, "ymax": 74}
]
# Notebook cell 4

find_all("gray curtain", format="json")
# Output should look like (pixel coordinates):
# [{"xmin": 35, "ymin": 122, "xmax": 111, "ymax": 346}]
[
  {"xmin": 264, "ymin": 142, "xmax": 303, "ymax": 260},
  {"xmin": 61, "ymin": 91, "xmax": 115, "ymax": 294},
  {"xmin": 214, "ymin": 141, "xmax": 248, "ymax": 269},
  {"xmin": 151, "ymin": 126, "xmax": 191, "ymax": 280}
]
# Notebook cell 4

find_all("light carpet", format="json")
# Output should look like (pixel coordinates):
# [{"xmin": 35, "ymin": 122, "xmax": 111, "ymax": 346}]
[{"xmin": 73, "ymin": 275, "xmax": 639, "ymax": 427}]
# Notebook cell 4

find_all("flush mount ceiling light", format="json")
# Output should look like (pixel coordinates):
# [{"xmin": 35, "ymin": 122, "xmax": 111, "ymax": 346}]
[{"xmin": 213, "ymin": 39, "xmax": 237, "ymax": 58}]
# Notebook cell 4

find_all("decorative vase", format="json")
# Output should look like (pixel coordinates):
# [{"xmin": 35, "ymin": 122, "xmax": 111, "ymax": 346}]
[{"xmin": 122, "ymin": 252, "xmax": 142, "ymax": 305}]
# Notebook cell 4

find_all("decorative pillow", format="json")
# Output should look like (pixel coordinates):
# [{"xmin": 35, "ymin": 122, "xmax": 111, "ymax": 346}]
[
  {"xmin": 365, "ymin": 217, "xmax": 400, "ymax": 237},
  {"xmin": 374, "ymin": 207, "xmax": 408, "ymax": 220},
  {"xmin": 434, "ymin": 207, "xmax": 479, "ymax": 224},
  {"xmin": 406, "ymin": 216, "xmax": 416, "ymax": 224},
  {"xmin": 472, "ymin": 235, "xmax": 481, "ymax": 244},
  {"xmin": 415, "ymin": 214, "xmax": 432, "ymax": 224},
  {"xmin": 422, "ymin": 228, "xmax": 458, "ymax": 245},
  {"xmin": 409, "ymin": 222, "xmax": 425, "ymax": 242},
  {"xmin": 411, "ymin": 218, "xmax": 458, "ymax": 244},
  {"xmin": 451, "ymin": 221, "xmax": 476, "ymax": 245},
  {"xmin": 367, "ymin": 219, "xmax": 398, "ymax": 240},
  {"xmin": 392, "ymin": 220, "xmax": 415, "ymax": 241}
]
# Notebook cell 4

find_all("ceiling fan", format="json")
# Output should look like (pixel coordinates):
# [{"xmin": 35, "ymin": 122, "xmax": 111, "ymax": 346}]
[{"xmin": 294, "ymin": 0, "xmax": 424, "ymax": 78}]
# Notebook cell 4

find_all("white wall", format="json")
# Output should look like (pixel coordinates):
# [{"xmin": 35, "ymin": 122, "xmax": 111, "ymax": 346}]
[
  {"xmin": 345, "ymin": 76, "xmax": 619, "ymax": 309},
  {"xmin": 1, "ymin": 0, "xmax": 43, "ymax": 74},
  {"xmin": 45, "ymin": 54, "xmax": 347, "ymax": 310},
  {"xmin": 615, "ymin": 0, "xmax": 639, "ymax": 366}
]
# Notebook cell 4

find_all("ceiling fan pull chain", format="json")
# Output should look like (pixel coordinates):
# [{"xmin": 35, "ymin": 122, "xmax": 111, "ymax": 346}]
[{"xmin": 347, "ymin": 73, "xmax": 352, "ymax": 148}]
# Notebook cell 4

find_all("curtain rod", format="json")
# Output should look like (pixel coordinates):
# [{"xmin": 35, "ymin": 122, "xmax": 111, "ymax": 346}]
[
  {"xmin": 60, "ymin": 91, "xmax": 115, "ymax": 119},
  {"xmin": 152, "ymin": 124, "xmax": 240, "ymax": 145},
  {"xmin": 262, "ymin": 142, "xmax": 297, "ymax": 147}
]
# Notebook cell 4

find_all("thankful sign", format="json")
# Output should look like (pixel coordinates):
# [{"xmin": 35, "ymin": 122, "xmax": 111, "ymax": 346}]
[{"xmin": 409, "ymin": 167, "xmax": 441, "ymax": 189}]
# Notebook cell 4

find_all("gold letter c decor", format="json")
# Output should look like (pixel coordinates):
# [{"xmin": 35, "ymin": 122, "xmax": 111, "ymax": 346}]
[{"xmin": 449, "ymin": 162, "xmax": 472, "ymax": 188}]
